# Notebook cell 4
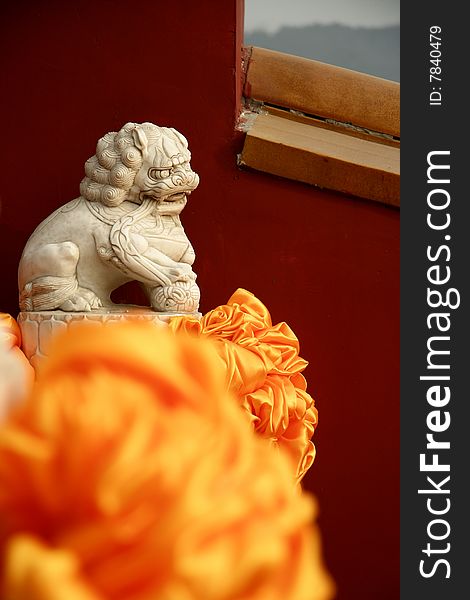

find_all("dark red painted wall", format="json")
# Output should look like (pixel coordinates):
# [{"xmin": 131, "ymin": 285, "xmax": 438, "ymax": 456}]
[{"xmin": 0, "ymin": 2, "xmax": 399, "ymax": 598}]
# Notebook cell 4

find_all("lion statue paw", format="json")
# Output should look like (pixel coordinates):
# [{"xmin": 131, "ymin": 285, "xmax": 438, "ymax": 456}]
[{"xmin": 59, "ymin": 288, "xmax": 103, "ymax": 312}]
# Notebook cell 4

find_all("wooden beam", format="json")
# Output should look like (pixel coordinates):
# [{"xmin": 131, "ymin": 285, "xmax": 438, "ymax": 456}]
[
  {"xmin": 239, "ymin": 112, "xmax": 400, "ymax": 207},
  {"xmin": 244, "ymin": 47, "xmax": 400, "ymax": 138}
]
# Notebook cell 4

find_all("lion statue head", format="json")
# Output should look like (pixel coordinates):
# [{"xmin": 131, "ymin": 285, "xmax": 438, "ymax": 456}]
[{"xmin": 80, "ymin": 122, "xmax": 200, "ymax": 211}]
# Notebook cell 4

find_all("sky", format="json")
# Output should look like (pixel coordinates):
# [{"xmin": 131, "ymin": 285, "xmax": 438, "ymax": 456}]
[{"xmin": 245, "ymin": 0, "xmax": 400, "ymax": 33}]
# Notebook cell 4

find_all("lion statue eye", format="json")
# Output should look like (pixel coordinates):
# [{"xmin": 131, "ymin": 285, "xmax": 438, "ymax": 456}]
[{"xmin": 149, "ymin": 168, "xmax": 171, "ymax": 180}]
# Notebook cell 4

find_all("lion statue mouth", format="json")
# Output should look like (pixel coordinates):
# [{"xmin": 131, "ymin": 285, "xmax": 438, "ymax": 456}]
[
  {"xmin": 164, "ymin": 192, "xmax": 187, "ymax": 201},
  {"xmin": 141, "ymin": 190, "xmax": 193, "ymax": 215}
]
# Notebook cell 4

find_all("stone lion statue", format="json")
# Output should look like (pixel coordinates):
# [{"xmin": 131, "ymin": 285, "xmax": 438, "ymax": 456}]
[{"xmin": 18, "ymin": 122, "xmax": 200, "ymax": 313}]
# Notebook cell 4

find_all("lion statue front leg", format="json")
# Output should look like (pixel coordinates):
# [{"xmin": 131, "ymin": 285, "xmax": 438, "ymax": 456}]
[{"xmin": 120, "ymin": 233, "xmax": 199, "ymax": 313}]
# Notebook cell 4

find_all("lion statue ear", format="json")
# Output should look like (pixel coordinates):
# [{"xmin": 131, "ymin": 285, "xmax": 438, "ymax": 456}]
[{"xmin": 132, "ymin": 126, "xmax": 148, "ymax": 154}]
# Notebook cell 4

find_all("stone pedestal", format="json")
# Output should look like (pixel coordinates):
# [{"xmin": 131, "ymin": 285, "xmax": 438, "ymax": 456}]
[{"xmin": 18, "ymin": 307, "xmax": 198, "ymax": 371}]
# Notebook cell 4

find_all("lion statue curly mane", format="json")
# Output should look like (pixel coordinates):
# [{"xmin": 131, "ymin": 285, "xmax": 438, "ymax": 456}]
[{"xmin": 18, "ymin": 122, "xmax": 200, "ymax": 313}]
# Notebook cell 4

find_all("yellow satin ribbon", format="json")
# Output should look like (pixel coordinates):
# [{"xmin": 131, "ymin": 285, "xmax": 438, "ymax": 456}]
[
  {"xmin": 0, "ymin": 314, "xmax": 35, "ymax": 420},
  {"xmin": 0, "ymin": 313, "xmax": 23, "ymax": 349},
  {"xmin": 0, "ymin": 322, "xmax": 334, "ymax": 600},
  {"xmin": 170, "ymin": 289, "xmax": 318, "ymax": 482}
]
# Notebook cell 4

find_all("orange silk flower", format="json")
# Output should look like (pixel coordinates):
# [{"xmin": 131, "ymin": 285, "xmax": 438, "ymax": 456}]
[
  {"xmin": 0, "ymin": 322, "xmax": 334, "ymax": 600},
  {"xmin": 169, "ymin": 289, "xmax": 318, "ymax": 482},
  {"xmin": 0, "ymin": 313, "xmax": 35, "ymax": 420}
]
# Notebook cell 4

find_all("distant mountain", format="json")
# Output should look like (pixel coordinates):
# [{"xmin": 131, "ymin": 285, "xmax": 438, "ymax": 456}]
[{"xmin": 245, "ymin": 24, "xmax": 399, "ymax": 82}]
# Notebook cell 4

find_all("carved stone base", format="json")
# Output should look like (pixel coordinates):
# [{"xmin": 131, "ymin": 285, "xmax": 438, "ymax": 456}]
[{"xmin": 18, "ymin": 307, "xmax": 200, "ymax": 371}]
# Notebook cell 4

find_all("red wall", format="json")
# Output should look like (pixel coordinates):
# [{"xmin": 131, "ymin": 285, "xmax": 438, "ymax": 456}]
[{"xmin": 0, "ymin": 2, "xmax": 399, "ymax": 598}]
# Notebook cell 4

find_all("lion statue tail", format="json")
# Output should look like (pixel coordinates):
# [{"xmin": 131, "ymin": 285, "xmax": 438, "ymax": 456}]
[{"xmin": 19, "ymin": 276, "xmax": 79, "ymax": 312}]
